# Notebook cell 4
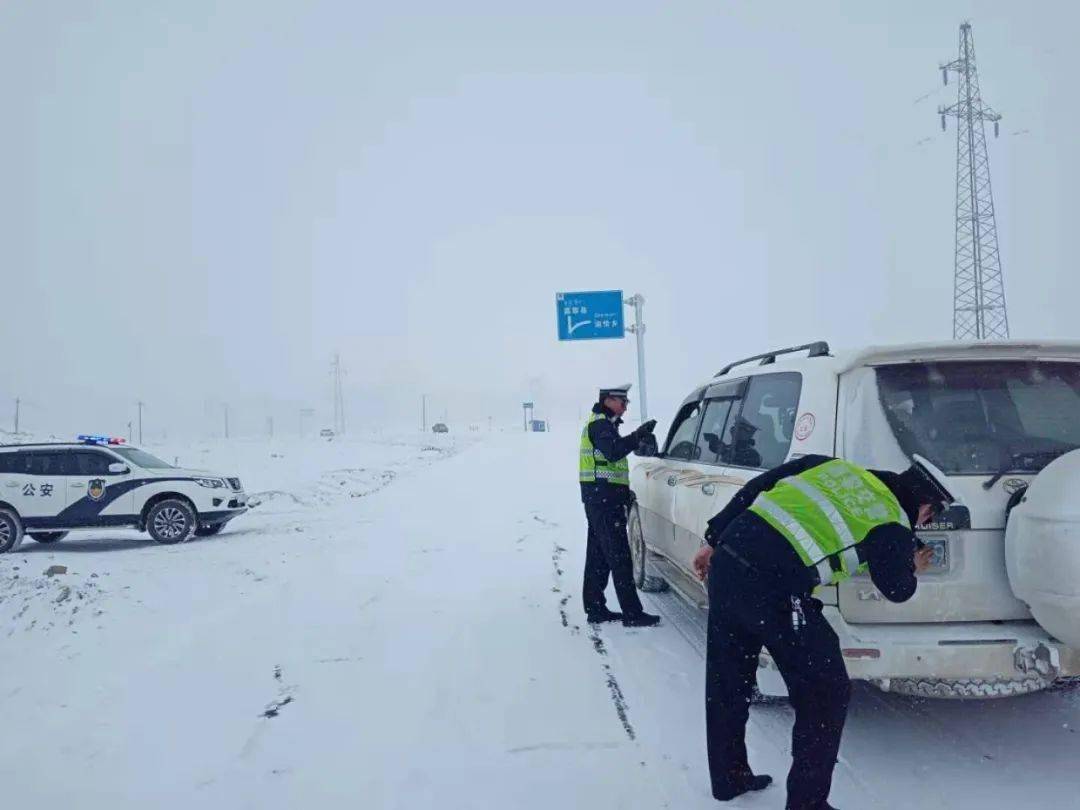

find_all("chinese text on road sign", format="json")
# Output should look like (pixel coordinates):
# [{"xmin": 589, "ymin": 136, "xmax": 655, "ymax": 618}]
[{"xmin": 555, "ymin": 291, "xmax": 625, "ymax": 341}]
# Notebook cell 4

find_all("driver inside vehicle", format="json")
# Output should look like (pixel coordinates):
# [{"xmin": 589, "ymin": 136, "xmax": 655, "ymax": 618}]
[{"xmin": 705, "ymin": 417, "xmax": 763, "ymax": 468}]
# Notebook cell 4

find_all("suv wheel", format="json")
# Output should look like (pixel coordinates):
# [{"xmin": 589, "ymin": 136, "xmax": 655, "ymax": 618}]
[
  {"xmin": 0, "ymin": 508, "xmax": 24, "ymax": 554},
  {"xmin": 30, "ymin": 531, "xmax": 69, "ymax": 544},
  {"xmin": 146, "ymin": 499, "xmax": 196, "ymax": 544},
  {"xmin": 628, "ymin": 504, "xmax": 667, "ymax": 593}
]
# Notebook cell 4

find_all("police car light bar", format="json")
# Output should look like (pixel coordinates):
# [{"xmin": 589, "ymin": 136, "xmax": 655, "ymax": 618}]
[{"xmin": 77, "ymin": 434, "xmax": 127, "ymax": 446}]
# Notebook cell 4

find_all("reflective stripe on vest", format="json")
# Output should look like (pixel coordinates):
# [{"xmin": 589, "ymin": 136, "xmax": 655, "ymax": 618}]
[
  {"xmin": 748, "ymin": 459, "xmax": 909, "ymax": 586},
  {"xmin": 579, "ymin": 413, "xmax": 630, "ymax": 487}
]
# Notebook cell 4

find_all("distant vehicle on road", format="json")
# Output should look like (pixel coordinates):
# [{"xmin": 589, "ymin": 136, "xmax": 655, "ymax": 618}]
[
  {"xmin": 631, "ymin": 340, "xmax": 1080, "ymax": 698},
  {"xmin": 319, "ymin": 428, "xmax": 335, "ymax": 438},
  {"xmin": 0, "ymin": 435, "xmax": 248, "ymax": 552},
  {"xmin": 432, "ymin": 423, "xmax": 449, "ymax": 434},
  {"xmin": 530, "ymin": 420, "xmax": 547, "ymax": 432}
]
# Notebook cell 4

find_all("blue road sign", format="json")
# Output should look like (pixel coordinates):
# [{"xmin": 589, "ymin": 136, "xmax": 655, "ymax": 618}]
[{"xmin": 556, "ymin": 290, "xmax": 625, "ymax": 341}]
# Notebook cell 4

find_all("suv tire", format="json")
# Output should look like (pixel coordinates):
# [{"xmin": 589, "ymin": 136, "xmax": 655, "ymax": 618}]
[
  {"xmin": 0, "ymin": 508, "xmax": 24, "ymax": 554},
  {"xmin": 628, "ymin": 504, "xmax": 668, "ymax": 593},
  {"xmin": 30, "ymin": 531, "xmax": 69, "ymax": 544},
  {"xmin": 146, "ymin": 499, "xmax": 197, "ymax": 544}
]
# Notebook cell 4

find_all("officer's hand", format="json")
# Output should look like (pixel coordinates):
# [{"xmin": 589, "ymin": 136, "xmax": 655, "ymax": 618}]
[
  {"xmin": 637, "ymin": 419, "xmax": 657, "ymax": 436},
  {"xmin": 692, "ymin": 545, "xmax": 714, "ymax": 581},
  {"xmin": 914, "ymin": 546, "xmax": 934, "ymax": 574}
]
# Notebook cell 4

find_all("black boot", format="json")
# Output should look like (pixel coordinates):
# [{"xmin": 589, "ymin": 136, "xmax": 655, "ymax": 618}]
[
  {"xmin": 622, "ymin": 611, "xmax": 661, "ymax": 628},
  {"xmin": 586, "ymin": 608, "xmax": 624, "ymax": 624},
  {"xmin": 713, "ymin": 773, "xmax": 773, "ymax": 801}
]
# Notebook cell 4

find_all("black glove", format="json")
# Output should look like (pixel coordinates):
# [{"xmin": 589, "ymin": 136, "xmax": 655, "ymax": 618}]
[{"xmin": 636, "ymin": 419, "xmax": 657, "ymax": 437}]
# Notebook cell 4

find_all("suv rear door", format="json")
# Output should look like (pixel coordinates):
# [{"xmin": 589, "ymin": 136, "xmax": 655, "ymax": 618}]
[
  {"xmin": 0, "ymin": 451, "xmax": 35, "ymax": 518},
  {"xmin": 836, "ymin": 359, "xmax": 1080, "ymax": 623},
  {"xmin": 17, "ymin": 450, "xmax": 69, "ymax": 527}
]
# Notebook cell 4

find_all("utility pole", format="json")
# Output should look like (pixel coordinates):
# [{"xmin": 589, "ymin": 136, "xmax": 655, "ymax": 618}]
[
  {"xmin": 938, "ymin": 22, "xmax": 1009, "ymax": 340},
  {"xmin": 421, "ymin": 394, "xmax": 427, "ymax": 433},
  {"xmin": 13, "ymin": 397, "xmax": 19, "ymax": 434},
  {"xmin": 137, "ymin": 400, "xmax": 144, "ymax": 444},
  {"xmin": 299, "ymin": 407, "xmax": 314, "ymax": 438},
  {"xmin": 331, "ymin": 353, "xmax": 346, "ymax": 435},
  {"xmin": 127, "ymin": 421, "xmax": 133, "ymax": 443},
  {"xmin": 267, "ymin": 416, "xmax": 274, "ymax": 438},
  {"xmin": 623, "ymin": 293, "xmax": 649, "ymax": 420},
  {"xmin": 224, "ymin": 404, "xmax": 230, "ymax": 439}
]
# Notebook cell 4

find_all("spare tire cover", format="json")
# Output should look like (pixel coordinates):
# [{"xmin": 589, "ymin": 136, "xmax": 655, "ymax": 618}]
[{"xmin": 1005, "ymin": 449, "xmax": 1080, "ymax": 649}]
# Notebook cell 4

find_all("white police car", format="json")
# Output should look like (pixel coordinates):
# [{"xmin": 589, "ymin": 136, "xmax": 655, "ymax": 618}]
[{"xmin": 0, "ymin": 435, "xmax": 248, "ymax": 553}]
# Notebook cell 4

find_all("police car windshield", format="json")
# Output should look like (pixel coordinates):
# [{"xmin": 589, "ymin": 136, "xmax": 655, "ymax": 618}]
[
  {"xmin": 876, "ymin": 361, "xmax": 1080, "ymax": 475},
  {"xmin": 110, "ymin": 447, "xmax": 174, "ymax": 469}
]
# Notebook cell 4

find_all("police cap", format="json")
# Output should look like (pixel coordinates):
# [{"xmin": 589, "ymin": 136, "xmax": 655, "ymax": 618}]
[{"xmin": 598, "ymin": 383, "xmax": 632, "ymax": 401}]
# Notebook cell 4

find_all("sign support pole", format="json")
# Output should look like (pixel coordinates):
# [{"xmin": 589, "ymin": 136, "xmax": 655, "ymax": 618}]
[{"xmin": 624, "ymin": 294, "xmax": 648, "ymax": 421}]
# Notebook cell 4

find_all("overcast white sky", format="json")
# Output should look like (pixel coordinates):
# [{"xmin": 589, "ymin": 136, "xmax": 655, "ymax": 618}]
[{"xmin": 1, "ymin": 1, "xmax": 1076, "ymax": 439}]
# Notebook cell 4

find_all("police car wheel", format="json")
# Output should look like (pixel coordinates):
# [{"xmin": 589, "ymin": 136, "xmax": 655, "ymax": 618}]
[
  {"xmin": 147, "ymin": 499, "xmax": 196, "ymax": 544},
  {"xmin": 0, "ymin": 509, "xmax": 24, "ymax": 554},
  {"xmin": 29, "ymin": 531, "xmax": 68, "ymax": 544}
]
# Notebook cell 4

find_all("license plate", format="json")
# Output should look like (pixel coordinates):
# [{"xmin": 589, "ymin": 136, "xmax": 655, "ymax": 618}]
[{"xmin": 925, "ymin": 537, "xmax": 949, "ymax": 570}]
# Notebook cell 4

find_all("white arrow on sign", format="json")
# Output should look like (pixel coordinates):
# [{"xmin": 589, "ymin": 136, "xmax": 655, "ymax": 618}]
[{"xmin": 567, "ymin": 316, "xmax": 592, "ymax": 335}]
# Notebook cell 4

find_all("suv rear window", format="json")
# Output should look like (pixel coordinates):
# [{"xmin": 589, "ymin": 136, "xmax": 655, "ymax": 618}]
[
  {"xmin": 0, "ymin": 452, "xmax": 19, "ymax": 474},
  {"xmin": 25, "ymin": 451, "xmax": 70, "ymax": 476},
  {"xmin": 876, "ymin": 361, "xmax": 1080, "ymax": 474}
]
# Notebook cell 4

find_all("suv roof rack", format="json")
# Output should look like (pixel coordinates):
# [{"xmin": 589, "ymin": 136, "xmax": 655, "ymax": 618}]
[{"xmin": 714, "ymin": 341, "xmax": 831, "ymax": 377}]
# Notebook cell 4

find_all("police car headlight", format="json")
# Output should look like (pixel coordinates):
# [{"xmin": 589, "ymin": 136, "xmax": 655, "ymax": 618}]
[{"xmin": 195, "ymin": 477, "xmax": 226, "ymax": 489}]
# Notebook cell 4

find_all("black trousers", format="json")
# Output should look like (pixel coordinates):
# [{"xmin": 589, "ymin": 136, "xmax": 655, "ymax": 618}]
[
  {"xmin": 581, "ymin": 501, "xmax": 644, "ymax": 617},
  {"xmin": 706, "ymin": 553, "xmax": 851, "ymax": 810}
]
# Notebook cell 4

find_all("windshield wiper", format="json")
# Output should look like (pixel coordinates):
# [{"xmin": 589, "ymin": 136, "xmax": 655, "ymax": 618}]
[{"xmin": 983, "ymin": 449, "xmax": 1070, "ymax": 490}]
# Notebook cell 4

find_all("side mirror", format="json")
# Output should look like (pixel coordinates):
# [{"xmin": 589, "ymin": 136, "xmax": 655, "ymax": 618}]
[
  {"xmin": 635, "ymin": 434, "xmax": 659, "ymax": 458},
  {"xmin": 108, "ymin": 462, "xmax": 129, "ymax": 475}
]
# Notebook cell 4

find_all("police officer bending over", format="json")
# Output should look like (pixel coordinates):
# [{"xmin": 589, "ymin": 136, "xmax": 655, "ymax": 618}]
[
  {"xmin": 691, "ymin": 454, "xmax": 949, "ymax": 810},
  {"xmin": 579, "ymin": 383, "xmax": 661, "ymax": 628}
]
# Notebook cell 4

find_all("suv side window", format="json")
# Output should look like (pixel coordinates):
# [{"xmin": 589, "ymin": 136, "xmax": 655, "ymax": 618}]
[
  {"xmin": 664, "ymin": 401, "xmax": 705, "ymax": 460},
  {"xmin": 71, "ymin": 451, "xmax": 114, "ymax": 476},
  {"xmin": 735, "ymin": 373, "xmax": 803, "ymax": 470},
  {"xmin": 25, "ymin": 451, "xmax": 70, "ymax": 476},
  {"xmin": 695, "ymin": 379, "xmax": 748, "ymax": 466},
  {"xmin": 694, "ymin": 399, "xmax": 736, "ymax": 466}
]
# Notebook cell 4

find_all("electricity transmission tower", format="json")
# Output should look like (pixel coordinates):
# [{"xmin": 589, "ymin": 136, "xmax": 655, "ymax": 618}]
[
  {"xmin": 331, "ymin": 353, "xmax": 346, "ymax": 435},
  {"xmin": 938, "ymin": 22, "xmax": 1009, "ymax": 340}
]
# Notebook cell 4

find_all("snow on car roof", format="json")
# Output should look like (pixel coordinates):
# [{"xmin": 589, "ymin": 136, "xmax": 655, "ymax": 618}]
[
  {"xmin": 701, "ymin": 339, "xmax": 1080, "ymax": 389},
  {"xmin": 835, "ymin": 339, "xmax": 1080, "ymax": 373}
]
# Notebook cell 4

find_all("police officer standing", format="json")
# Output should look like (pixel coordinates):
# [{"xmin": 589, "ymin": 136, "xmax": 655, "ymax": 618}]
[
  {"xmin": 580, "ymin": 383, "xmax": 661, "ymax": 627},
  {"xmin": 690, "ymin": 454, "xmax": 949, "ymax": 809}
]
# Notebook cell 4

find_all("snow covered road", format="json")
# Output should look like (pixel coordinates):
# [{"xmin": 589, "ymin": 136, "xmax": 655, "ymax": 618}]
[{"xmin": 2, "ymin": 430, "xmax": 1078, "ymax": 808}]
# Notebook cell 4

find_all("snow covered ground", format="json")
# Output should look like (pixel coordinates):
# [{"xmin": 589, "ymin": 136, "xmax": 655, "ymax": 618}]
[{"xmin": 2, "ymin": 429, "xmax": 1078, "ymax": 808}]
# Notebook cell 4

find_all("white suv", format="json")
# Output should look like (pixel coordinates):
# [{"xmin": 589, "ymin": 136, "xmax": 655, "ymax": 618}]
[
  {"xmin": 0, "ymin": 437, "xmax": 248, "ymax": 552},
  {"xmin": 630, "ymin": 341, "xmax": 1080, "ymax": 698}
]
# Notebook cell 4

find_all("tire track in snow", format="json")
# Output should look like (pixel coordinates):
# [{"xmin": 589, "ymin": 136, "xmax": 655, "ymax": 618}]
[
  {"xmin": 542, "ymin": 515, "xmax": 636, "ymax": 742},
  {"xmin": 586, "ymin": 626, "xmax": 637, "ymax": 741},
  {"xmin": 261, "ymin": 665, "xmax": 297, "ymax": 719},
  {"xmin": 550, "ymin": 538, "xmax": 578, "ymax": 633}
]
